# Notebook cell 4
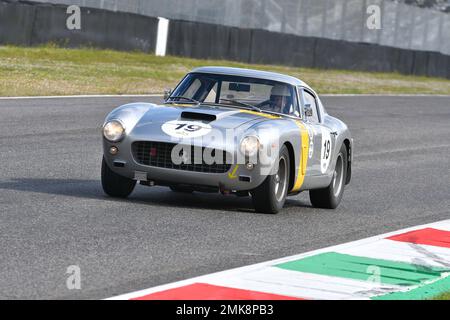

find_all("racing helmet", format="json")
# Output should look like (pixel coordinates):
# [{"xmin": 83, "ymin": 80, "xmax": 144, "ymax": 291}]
[
  {"xmin": 270, "ymin": 85, "xmax": 292, "ymax": 114},
  {"xmin": 270, "ymin": 85, "xmax": 290, "ymax": 97}
]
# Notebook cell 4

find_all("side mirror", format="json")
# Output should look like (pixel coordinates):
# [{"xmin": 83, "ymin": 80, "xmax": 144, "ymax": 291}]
[
  {"xmin": 304, "ymin": 104, "xmax": 313, "ymax": 117},
  {"xmin": 163, "ymin": 88, "xmax": 172, "ymax": 100}
]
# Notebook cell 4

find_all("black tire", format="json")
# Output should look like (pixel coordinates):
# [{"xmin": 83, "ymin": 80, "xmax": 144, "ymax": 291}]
[
  {"xmin": 251, "ymin": 145, "xmax": 290, "ymax": 214},
  {"xmin": 310, "ymin": 144, "xmax": 348, "ymax": 209},
  {"xmin": 101, "ymin": 157, "xmax": 136, "ymax": 198},
  {"xmin": 169, "ymin": 186, "xmax": 194, "ymax": 193}
]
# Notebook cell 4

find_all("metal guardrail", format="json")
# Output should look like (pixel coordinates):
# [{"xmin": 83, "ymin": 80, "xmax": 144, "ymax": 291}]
[
  {"xmin": 9, "ymin": 0, "xmax": 450, "ymax": 55},
  {"xmin": 2, "ymin": 1, "xmax": 449, "ymax": 78}
]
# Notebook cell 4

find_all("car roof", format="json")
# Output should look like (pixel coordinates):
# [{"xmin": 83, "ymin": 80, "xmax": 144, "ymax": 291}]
[{"xmin": 191, "ymin": 66, "xmax": 310, "ymax": 88}]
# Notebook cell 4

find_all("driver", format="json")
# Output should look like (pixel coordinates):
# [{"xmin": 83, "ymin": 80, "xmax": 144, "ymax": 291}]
[{"xmin": 268, "ymin": 85, "xmax": 292, "ymax": 114}]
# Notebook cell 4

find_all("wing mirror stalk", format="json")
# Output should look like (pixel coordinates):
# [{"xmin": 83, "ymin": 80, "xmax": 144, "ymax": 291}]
[
  {"xmin": 163, "ymin": 88, "xmax": 172, "ymax": 101},
  {"xmin": 304, "ymin": 103, "xmax": 313, "ymax": 118}
]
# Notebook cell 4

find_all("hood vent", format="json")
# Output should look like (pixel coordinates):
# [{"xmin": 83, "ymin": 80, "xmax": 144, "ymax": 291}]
[{"xmin": 181, "ymin": 111, "xmax": 216, "ymax": 122}]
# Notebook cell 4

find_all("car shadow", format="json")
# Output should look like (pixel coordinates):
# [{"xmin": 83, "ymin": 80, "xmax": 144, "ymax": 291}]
[{"xmin": 0, "ymin": 178, "xmax": 313, "ymax": 213}]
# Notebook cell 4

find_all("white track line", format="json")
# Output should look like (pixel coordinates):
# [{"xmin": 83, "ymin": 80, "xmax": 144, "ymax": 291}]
[
  {"xmin": 0, "ymin": 94, "xmax": 449, "ymax": 101},
  {"xmin": 107, "ymin": 218, "xmax": 450, "ymax": 300},
  {"xmin": 320, "ymin": 94, "xmax": 450, "ymax": 97},
  {"xmin": 0, "ymin": 94, "xmax": 162, "ymax": 100}
]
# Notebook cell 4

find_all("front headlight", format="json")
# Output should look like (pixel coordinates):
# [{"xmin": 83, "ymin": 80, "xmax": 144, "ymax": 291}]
[
  {"xmin": 240, "ymin": 136, "xmax": 260, "ymax": 157},
  {"xmin": 103, "ymin": 120, "xmax": 125, "ymax": 142}
]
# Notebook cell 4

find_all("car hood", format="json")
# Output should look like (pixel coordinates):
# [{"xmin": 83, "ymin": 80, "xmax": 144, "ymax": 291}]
[{"xmin": 130, "ymin": 104, "xmax": 269, "ymax": 139}]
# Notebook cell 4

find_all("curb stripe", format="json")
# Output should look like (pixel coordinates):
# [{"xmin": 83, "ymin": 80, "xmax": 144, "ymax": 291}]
[
  {"xmin": 107, "ymin": 219, "xmax": 450, "ymax": 300},
  {"xmin": 373, "ymin": 275, "xmax": 450, "ymax": 300},
  {"xmin": 131, "ymin": 283, "xmax": 303, "ymax": 300},
  {"xmin": 206, "ymin": 268, "xmax": 403, "ymax": 300},
  {"xmin": 339, "ymin": 239, "xmax": 450, "ymax": 268},
  {"xmin": 387, "ymin": 228, "xmax": 450, "ymax": 249},
  {"xmin": 275, "ymin": 252, "xmax": 448, "ymax": 286}
]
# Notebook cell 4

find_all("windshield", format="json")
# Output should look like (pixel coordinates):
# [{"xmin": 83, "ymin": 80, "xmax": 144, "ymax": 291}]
[{"xmin": 168, "ymin": 73, "xmax": 300, "ymax": 116}]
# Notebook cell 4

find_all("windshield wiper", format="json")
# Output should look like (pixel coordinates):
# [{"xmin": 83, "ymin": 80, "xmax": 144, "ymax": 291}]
[
  {"xmin": 166, "ymin": 96, "xmax": 200, "ymax": 104},
  {"xmin": 219, "ymin": 99, "xmax": 261, "ymax": 112}
]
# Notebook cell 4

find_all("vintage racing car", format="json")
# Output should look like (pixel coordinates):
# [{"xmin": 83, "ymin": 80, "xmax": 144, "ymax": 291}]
[{"xmin": 101, "ymin": 67, "xmax": 353, "ymax": 213}]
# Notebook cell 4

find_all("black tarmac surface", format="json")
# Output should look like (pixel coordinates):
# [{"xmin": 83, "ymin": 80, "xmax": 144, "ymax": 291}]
[{"xmin": 0, "ymin": 95, "xmax": 449, "ymax": 299}]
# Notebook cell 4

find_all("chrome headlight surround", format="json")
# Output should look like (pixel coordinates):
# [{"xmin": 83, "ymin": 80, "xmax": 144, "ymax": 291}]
[
  {"xmin": 240, "ymin": 135, "xmax": 261, "ymax": 157},
  {"xmin": 103, "ymin": 120, "xmax": 125, "ymax": 142}
]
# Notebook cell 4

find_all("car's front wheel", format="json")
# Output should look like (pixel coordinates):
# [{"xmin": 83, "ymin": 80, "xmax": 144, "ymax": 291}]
[
  {"xmin": 101, "ymin": 157, "xmax": 136, "ymax": 198},
  {"xmin": 251, "ymin": 145, "xmax": 290, "ymax": 214},
  {"xmin": 309, "ymin": 144, "xmax": 347, "ymax": 209}
]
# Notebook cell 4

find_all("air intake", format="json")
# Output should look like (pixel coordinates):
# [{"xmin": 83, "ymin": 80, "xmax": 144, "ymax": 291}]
[{"xmin": 181, "ymin": 111, "xmax": 216, "ymax": 122}]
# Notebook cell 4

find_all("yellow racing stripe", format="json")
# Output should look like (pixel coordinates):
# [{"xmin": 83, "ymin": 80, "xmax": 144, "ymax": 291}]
[
  {"xmin": 292, "ymin": 120, "xmax": 309, "ymax": 192},
  {"xmin": 165, "ymin": 103, "xmax": 192, "ymax": 107},
  {"xmin": 239, "ymin": 110, "xmax": 281, "ymax": 119}
]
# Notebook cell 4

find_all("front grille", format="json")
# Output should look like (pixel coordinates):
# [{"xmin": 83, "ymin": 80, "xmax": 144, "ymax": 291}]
[{"xmin": 132, "ymin": 141, "xmax": 232, "ymax": 173}]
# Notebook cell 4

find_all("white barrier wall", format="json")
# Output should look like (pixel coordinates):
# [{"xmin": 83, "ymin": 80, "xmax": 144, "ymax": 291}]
[{"xmin": 18, "ymin": 0, "xmax": 450, "ymax": 55}]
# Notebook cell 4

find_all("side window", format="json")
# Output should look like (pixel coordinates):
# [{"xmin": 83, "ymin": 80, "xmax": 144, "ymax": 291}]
[{"xmin": 304, "ymin": 91, "xmax": 320, "ymax": 123}]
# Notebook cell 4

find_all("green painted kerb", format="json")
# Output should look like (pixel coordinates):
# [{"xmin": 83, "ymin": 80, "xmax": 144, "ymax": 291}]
[
  {"xmin": 274, "ymin": 252, "xmax": 449, "ymax": 286},
  {"xmin": 372, "ymin": 275, "xmax": 450, "ymax": 300}
]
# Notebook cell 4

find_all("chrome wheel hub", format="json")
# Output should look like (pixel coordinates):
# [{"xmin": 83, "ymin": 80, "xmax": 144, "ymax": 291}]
[
  {"xmin": 333, "ymin": 154, "xmax": 344, "ymax": 197},
  {"xmin": 274, "ymin": 157, "xmax": 288, "ymax": 202}
]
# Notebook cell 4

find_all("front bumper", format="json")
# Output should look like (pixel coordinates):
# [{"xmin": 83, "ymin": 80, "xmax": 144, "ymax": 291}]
[{"xmin": 103, "ymin": 138, "xmax": 268, "ymax": 191}]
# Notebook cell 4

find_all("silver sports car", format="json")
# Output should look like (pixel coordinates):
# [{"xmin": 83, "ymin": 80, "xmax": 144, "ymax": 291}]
[{"xmin": 101, "ymin": 67, "xmax": 353, "ymax": 213}]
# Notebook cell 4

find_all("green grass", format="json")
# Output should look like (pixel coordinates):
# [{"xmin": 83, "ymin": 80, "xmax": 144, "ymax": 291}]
[
  {"xmin": 432, "ymin": 292, "xmax": 450, "ymax": 300},
  {"xmin": 1, "ymin": 45, "xmax": 450, "ymax": 96}
]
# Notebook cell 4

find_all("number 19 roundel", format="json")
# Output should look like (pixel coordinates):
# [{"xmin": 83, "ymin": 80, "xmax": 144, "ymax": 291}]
[{"xmin": 162, "ymin": 120, "xmax": 212, "ymax": 138}]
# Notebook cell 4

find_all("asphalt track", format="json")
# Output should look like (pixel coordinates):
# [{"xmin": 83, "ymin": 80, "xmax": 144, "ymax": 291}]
[{"xmin": 0, "ymin": 95, "xmax": 449, "ymax": 299}]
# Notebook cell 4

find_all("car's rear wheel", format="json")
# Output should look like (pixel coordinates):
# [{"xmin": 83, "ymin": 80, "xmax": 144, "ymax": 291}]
[
  {"xmin": 251, "ymin": 145, "xmax": 290, "ymax": 214},
  {"xmin": 169, "ymin": 186, "xmax": 194, "ymax": 193},
  {"xmin": 101, "ymin": 157, "xmax": 136, "ymax": 198},
  {"xmin": 310, "ymin": 144, "xmax": 347, "ymax": 209}
]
